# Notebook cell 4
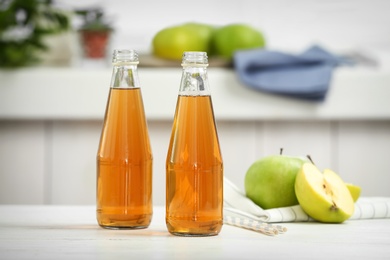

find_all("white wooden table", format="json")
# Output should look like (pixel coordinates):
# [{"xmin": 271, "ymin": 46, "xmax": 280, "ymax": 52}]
[{"xmin": 0, "ymin": 205, "xmax": 389, "ymax": 259}]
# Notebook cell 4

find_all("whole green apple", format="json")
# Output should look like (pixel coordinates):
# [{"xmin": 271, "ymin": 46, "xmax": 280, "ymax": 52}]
[
  {"xmin": 211, "ymin": 24, "xmax": 265, "ymax": 59},
  {"xmin": 245, "ymin": 154, "xmax": 307, "ymax": 209},
  {"xmin": 152, "ymin": 22, "xmax": 215, "ymax": 60}
]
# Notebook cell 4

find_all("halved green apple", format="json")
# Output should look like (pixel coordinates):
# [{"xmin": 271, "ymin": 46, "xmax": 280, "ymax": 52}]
[
  {"xmin": 295, "ymin": 163, "xmax": 355, "ymax": 223},
  {"xmin": 346, "ymin": 183, "xmax": 361, "ymax": 202}
]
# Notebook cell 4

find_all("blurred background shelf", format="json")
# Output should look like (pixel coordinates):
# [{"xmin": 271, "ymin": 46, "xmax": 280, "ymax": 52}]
[{"xmin": 1, "ymin": 66, "xmax": 390, "ymax": 121}]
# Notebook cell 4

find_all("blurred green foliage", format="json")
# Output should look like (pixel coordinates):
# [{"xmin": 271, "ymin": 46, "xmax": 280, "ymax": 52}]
[{"xmin": 0, "ymin": 0, "xmax": 70, "ymax": 68}]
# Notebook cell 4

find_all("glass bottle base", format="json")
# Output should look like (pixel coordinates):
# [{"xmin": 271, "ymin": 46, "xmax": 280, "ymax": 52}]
[
  {"xmin": 168, "ymin": 231, "xmax": 220, "ymax": 237},
  {"xmin": 99, "ymin": 224, "xmax": 149, "ymax": 230},
  {"xmin": 166, "ymin": 220, "xmax": 222, "ymax": 237},
  {"xmin": 97, "ymin": 213, "xmax": 152, "ymax": 229}
]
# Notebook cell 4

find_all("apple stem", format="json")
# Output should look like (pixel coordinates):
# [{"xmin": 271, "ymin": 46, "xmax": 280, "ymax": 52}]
[
  {"xmin": 307, "ymin": 155, "xmax": 315, "ymax": 165},
  {"xmin": 280, "ymin": 148, "xmax": 283, "ymax": 155}
]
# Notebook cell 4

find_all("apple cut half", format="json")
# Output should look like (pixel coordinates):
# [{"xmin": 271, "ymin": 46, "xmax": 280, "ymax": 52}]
[
  {"xmin": 295, "ymin": 163, "xmax": 355, "ymax": 223},
  {"xmin": 346, "ymin": 183, "xmax": 361, "ymax": 202}
]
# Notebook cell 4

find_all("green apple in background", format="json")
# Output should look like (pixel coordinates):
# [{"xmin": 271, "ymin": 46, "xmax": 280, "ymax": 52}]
[
  {"xmin": 211, "ymin": 23, "xmax": 265, "ymax": 59},
  {"xmin": 295, "ymin": 163, "xmax": 355, "ymax": 223},
  {"xmin": 245, "ymin": 151, "xmax": 307, "ymax": 209},
  {"xmin": 346, "ymin": 183, "xmax": 361, "ymax": 202},
  {"xmin": 152, "ymin": 22, "xmax": 215, "ymax": 60}
]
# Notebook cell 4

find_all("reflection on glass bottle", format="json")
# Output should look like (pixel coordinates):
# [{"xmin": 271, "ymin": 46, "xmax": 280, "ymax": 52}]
[
  {"xmin": 96, "ymin": 50, "xmax": 153, "ymax": 229},
  {"xmin": 166, "ymin": 52, "xmax": 223, "ymax": 236}
]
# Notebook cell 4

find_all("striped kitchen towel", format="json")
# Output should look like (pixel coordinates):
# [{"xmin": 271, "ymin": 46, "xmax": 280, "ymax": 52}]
[{"xmin": 224, "ymin": 177, "xmax": 390, "ymax": 223}]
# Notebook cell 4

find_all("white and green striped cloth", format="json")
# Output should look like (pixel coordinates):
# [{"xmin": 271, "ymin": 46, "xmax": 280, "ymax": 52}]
[{"xmin": 223, "ymin": 177, "xmax": 390, "ymax": 234}]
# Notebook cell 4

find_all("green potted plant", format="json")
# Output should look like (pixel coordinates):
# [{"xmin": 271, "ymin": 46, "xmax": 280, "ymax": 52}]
[
  {"xmin": 0, "ymin": 0, "xmax": 70, "ymax": 68},
  {"xmin": 76, "ymin": 8, "xmax": 113, "ymax": 59}
]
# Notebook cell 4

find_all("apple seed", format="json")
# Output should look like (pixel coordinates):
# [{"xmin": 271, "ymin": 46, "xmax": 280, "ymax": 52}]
[{"xmin": 330, "ymin": 201, "xmax": 339, "ymax": 211}]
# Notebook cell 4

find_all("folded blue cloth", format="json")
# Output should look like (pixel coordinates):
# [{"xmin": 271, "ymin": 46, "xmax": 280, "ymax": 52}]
[{"xmin": 233, "ymin": 46, "xmax": 352, "ymax": 101}]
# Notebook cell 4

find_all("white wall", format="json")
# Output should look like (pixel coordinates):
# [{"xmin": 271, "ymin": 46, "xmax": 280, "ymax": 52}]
[
  {"xmin": 62, "ymin": 0, "xmax": 390, "ymax": 55},
  {"xmin": 1, "ymin": 120, "xmax": 390, "ymax": 205}
]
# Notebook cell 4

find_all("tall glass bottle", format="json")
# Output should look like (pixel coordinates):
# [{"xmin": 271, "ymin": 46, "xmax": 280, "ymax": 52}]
[
  {"xmin": 96, "ymin": 49, "xmax": 153, "ymax": 229},
  {"xmin": 166, "ymin": 52, "xmax": 223, "ymax": 236}
]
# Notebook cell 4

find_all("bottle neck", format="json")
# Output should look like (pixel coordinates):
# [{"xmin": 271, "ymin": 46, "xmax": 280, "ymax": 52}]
[
  {"xmin": 110, "ymin": 63, "xmax": 140, "ymax": 89},
  {"xmin": 179, "ymin": 65, "xmax": 210, "ymax": 96}
]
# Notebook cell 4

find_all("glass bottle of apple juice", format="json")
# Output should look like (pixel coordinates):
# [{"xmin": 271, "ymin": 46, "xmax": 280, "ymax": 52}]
[
  {"xmin": 166, "ymin": 51, "xmax": 223, "ymax": 236},
  {"xmin": 96, "ymin": 49, "xmax": 153, "ymax": 229}
]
